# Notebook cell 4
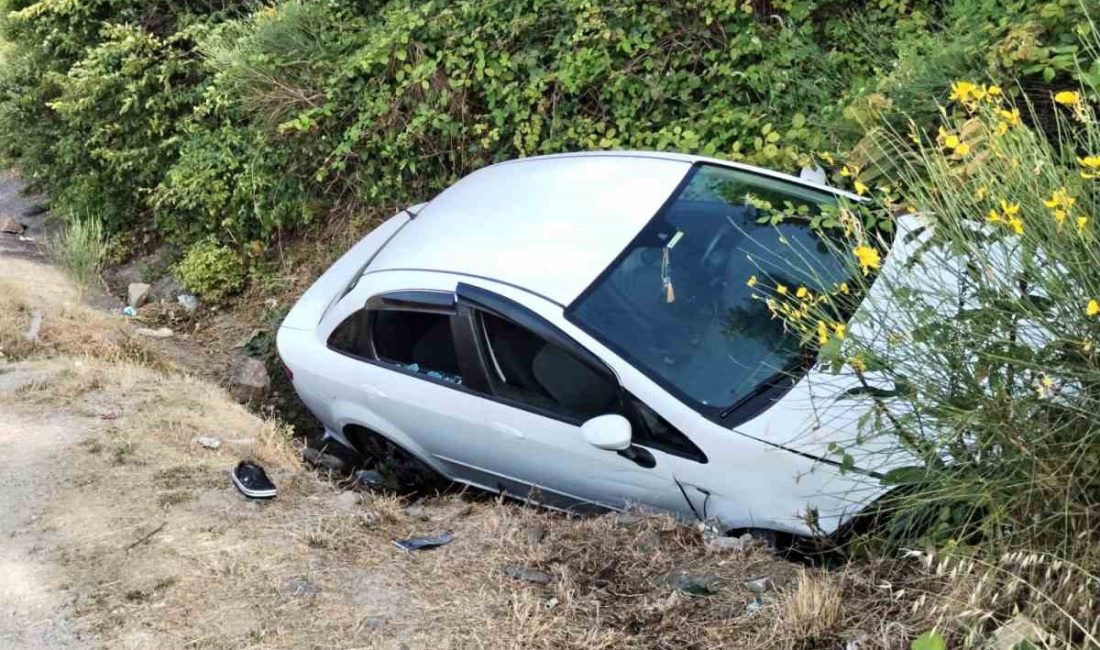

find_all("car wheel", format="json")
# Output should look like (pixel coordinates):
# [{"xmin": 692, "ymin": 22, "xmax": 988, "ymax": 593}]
[{"xmin": 343, "ymin": 425, "xmax": 448, "ymax": 495}]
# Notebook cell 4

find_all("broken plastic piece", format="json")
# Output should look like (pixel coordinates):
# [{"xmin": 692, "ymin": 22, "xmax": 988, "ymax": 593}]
[{"xmin": 392, "ymin": 531, "xmax": 453, "ymax": 552}]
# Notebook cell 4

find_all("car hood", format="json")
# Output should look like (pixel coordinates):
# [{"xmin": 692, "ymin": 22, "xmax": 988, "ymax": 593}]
[{"xmin": 732, "ymin": 214, "xmax": 942, "ymax": 475}]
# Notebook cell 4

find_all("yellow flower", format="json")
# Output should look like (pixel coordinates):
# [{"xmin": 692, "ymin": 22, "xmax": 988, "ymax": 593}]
[
  {"xmin": 746, "ymin": 275, "xmax": 758, "ymax": 288},
  {"xmin": 974, "ymin": 185, "xmax": 988, "ymax": 201},
  {"xmin": 818, "ymin": 151, "xmax": 835, "ymax": 165},
  {"xmin": 987, "ymin": 85, "xmax": 1002, "ymax": 98},
  {"xmin": 944, "ymin": 134, "xmax": 960, "ymax": 148},
  {"xmin": 853, "ymin": 245, "xmax": 881, "ymax": 275},
  {"xmin": 953, "ymin": 142, "xmax": 971, "ymax": 156},
  {"xmin": 1079, "ymin": 155, "xmax": 1100, "ymax": 169},
  {"xmin": 776, "ymin": 284, "xmax": 788, "ymax": 295},
  {"xmin": 987, "ymin": 209, "xmax": 1002, "ymax": 224},
  {"xmin": 1088, "ymin": 299, "xmax": 1100, "ymax": 317},
  {"xmin": 766, "ymin": 298, "xmax": 779, "ymax": 315},
  {"xmin": 796, "ymin": 286, "xmax": 810, "ymax": 299},
  {"xmin": 998, "ymin": 108, "xmax": 1021, "ymax": 127},
  {"xmin": 1054, "ymin": 90, "xmax": 1081, "ymax": 106},
  {"xmin": 849, "ymin": 355, "xmax": 867, "ymax": 373},
  {"xmin": 840, "ymin": 164, "xmax": 860, "ymax": 178},
  {"xmin": 1079, "ymin": 156, "xmax": 1100, "ymax": 179},
  {"xmin": 1052, "ymin": 209, "xmax": 1067, "ymax": 226},
  {"xmin": 1077, "ymin": 216, "xmax": 1089, "ymax": 233},
  {"xmin": 1000, "ymin": 200, "xmax": 1020, "ymax": 216},
  {"xmin": 816, "ymin": 320, "xmax": 829, "ymax": 346},
  {"xmin": 949, "ymin": 81, "xmax": 978, "ymax": 103},
  {"xmin": 1044, "ymin": 188, "xmax": 1075, "ymax": 211},
  {"xmin": 854, "ymin": 180, "xmax": 869, "ymax": 195},
  {"xmin": 832, "ymin": 322, "xmax": 847, "ymax": 339},
  {"xmin": 1007, "ymin": 217, "xmax": 1024, "ymax": 235},
  {"xmin": 838, "ymin": 281, "xmax": 850, "ymax": 295}
]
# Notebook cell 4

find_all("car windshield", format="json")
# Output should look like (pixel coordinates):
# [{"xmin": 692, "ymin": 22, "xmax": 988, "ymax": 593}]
[{"xmin": 568, "ymin": 164, "xmax": 858, "ymax": 420}]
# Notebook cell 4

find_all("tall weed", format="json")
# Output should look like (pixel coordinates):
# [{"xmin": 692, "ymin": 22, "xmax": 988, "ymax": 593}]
[{"xmin": 46, "ymin": 214, "xmax": 106, "ymax": 300}]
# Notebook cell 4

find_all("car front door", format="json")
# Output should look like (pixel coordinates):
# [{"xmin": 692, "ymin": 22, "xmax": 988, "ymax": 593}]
[{"xmin": 451, "ymin": 282, "xmax": 701, "ymax": 513}]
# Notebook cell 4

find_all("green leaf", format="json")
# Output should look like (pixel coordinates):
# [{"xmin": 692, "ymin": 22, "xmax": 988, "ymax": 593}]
[{"xmin": 911, "ymin": 630, "xmax": 946, "ymax": 650}]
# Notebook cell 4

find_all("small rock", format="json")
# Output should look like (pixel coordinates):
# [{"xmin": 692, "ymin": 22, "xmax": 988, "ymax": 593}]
[
  {"xmin": 127, "ymin": 283, "xmax": 152, "ymax": 309},
  {"xmin": 743, "ymin": 577, "xmax": 772, "ymax": 595},
  {"xmin": 23, "ymin": 309, "xmax": 42, "ymax": 343},
  {"xmin": 668, "ymin": 571, "xmax": 719, "ymax": 596},
  {"xmin": 229, "ymin": 357, "xmax": 270, "ymax": 404},
  {"xmin": 0, "ymin": 215, "xmax": 24, "ymax": 234},
  {"xmin": 177, "ymin": 293, "xmax": 199, "ymax": 313},
  {"xmin": 502, "ymin": 564, "xmax": 552, "ymax": 585},
  {"xmin": 991, "ymin": 613, "xmax": 1046, "ymax": 650},
  {"xmin": 613, "ymin": 511, "xmax": 645, "ymax": 526},
  {"xmin": 192, "ymin": 435, "xmax": 221, "ymax": 450},
  {"xmin": 302, "ymin": 447, "xmax": 347, "ymax": 473},
  {"xmin": 135, "ymin": 327, "xmax": 173, "ymax": 339},
  {"xmin": 524, "ymin": 523, "xmax": 546, "ymax": 545},
  {"xmin": 333, "ymin": 491, "xmax": 361, "ymax": 510},
  {"xmin": 283, "ymin": 576, "xmax": 319, "ymax": 598},
  {"xmin": 404, "ymin": 505, "xmax": 431, "ymax": 521}
]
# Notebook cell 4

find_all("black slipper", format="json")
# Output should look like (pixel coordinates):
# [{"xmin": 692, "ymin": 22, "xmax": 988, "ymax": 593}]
[{"xmin": 232, "ymin": 461, "xmax": 277, "ymax": 499}]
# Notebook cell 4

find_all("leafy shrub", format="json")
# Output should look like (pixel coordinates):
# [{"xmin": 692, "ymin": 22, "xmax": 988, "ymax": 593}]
[
  {"xmin": 174, "ymin": 237, "xmax": 245, "ymax": 301},
  {"xmin": 3, "ymin": 0, "xmax": 1093, "ymax": 253}
]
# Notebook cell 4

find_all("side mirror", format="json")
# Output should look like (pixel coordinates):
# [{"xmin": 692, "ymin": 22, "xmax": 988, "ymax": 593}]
[{"xmin": 581, "ymin": 414, "xmax": 632, "ymax": 451}]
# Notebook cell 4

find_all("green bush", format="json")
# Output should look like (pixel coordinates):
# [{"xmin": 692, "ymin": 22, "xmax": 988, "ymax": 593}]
[
  {"xmin": 174, "ymin": 237, "xmax": 245, "ymax": 301},
  {"xmin": 1, "ymin": 0, "xmax": 1093, "ymax": 256}
]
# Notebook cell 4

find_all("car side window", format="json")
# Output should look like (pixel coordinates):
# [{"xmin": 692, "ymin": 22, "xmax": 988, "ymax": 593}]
[
  {"xmin": 623, "ymin": 393, "xmax": 706, "ymax": 462},
  {"xmin": 328, "ymin": 309, "xmax": 370, "ymax": 357},
  {"xmin": 478, "ymin": 311, "xmax": 617, "ymax": 421},
  {"xmin": 370, "ymin": 309, "xmax": 464, "ymax": 385}
]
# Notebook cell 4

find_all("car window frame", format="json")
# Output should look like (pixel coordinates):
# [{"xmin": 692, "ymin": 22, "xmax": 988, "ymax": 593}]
[
  {"xmin": 455, "ymin": 283, "xmax": 707, "ymax": 462},
  {"xmin": 563, "ymin": 161, "xmax": 862, "ymax": 428},
  {"xmin": 326, "ymin": 289, "xmax": 491, "ymax": 393}
]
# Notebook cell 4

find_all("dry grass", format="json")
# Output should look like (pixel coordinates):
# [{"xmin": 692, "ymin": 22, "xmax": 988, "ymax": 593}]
[
  {"xmin": 0, "ymin": 253, "xmax": 1020, "ymax": 649},
  {"xmin": 0, "ymin": 258, "xmax": 151, "ymax": 364},
  {"xmin": 773, "ymin": 571, "xmax": 844, "ymax": 642}
]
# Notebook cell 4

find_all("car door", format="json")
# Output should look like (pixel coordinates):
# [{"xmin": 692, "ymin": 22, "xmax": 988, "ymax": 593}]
[
  {"xmin": 451, "ymin": 282, "xmax": 701, "ymax": 513},
  {"xmin": 321, "ymin": 282, "xmax": 537, "ymax": 496}
]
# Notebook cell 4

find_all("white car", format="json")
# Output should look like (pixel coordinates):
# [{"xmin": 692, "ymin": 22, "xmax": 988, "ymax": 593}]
[{"xmin": 277, "ymin": 151, "xmax": 914, "ymax": 537}]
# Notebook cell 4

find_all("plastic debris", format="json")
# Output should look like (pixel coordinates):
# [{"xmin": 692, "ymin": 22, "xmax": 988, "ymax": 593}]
[
  {"xmin": 355, "ymin": 469, "xmax": 385, "ymax": 488},
  {"xmin": 122, "ymin": 306, "xmax": 137, "ymax": 317},
  {"xmin": 178, "ymin": 293, "xmax": 199, "ymax": 313},
  {"xmin": 392, "ymin": 531, "xmax": 453, "ymax": 552}
]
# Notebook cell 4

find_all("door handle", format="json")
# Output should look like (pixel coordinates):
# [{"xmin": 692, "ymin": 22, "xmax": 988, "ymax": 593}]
[
  {"xmin": 490, "ymin": 422, "xmax": 525, "ymax": 439},
  {"xmin": 360, "ymin": 384, "xmax": 387, "ymax": 399}
]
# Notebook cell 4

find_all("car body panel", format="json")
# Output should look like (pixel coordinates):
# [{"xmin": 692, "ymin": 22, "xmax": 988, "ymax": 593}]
[{"xmin": 278, "ymin": 151, "xmax": 900, "ymax": 536}]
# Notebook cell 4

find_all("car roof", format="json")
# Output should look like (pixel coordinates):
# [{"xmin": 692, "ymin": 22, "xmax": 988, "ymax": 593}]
[{"xmin": 367, "ymin": 151, "xmax": 854, "ymax": 305}]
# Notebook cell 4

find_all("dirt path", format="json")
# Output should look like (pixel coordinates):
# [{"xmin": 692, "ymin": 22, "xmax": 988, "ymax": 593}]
[{"xmin": 0, "ymin": 404, "xmax": 91, "ymax": 649}]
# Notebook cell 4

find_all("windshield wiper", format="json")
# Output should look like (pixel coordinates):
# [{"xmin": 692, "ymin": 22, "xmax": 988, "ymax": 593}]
[{"xmin": 718, "ymin": 356, "xmax": 806, "ymax": 419}]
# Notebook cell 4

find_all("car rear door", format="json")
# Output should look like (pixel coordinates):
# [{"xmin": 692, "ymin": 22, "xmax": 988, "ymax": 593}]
[{"xmin": 318, "ymin": 274, "xmax": 536, "ymax": 496}]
